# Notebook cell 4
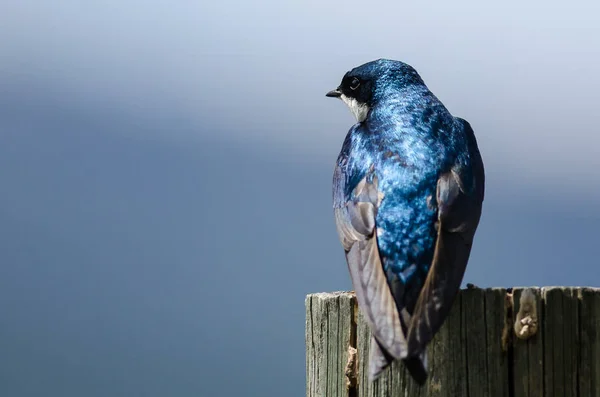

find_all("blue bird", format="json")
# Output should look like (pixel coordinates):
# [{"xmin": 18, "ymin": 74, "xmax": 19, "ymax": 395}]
[{"xmin": 326, "ymin": 59, "xmax": 485, "ymax": 385}]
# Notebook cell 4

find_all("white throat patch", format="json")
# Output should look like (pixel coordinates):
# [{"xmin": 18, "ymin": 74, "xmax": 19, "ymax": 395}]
[{"xmin": 340, "ymin": 94, "xmax": 370, "ymax": 122}]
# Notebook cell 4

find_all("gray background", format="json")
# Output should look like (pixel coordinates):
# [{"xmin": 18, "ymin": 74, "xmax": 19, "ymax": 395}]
[{"xmin": 1, "ymin": 1, "xmax": 599, "ymax": 396}]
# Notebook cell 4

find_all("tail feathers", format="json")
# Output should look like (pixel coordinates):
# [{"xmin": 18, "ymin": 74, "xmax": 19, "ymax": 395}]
[
  {"xmin": 368, "ymin": 337, "xmax": 428, "ymax": 385},
  {"xmin": 403, "ymin": 350, "xmax": 428, "ymax": 385}
]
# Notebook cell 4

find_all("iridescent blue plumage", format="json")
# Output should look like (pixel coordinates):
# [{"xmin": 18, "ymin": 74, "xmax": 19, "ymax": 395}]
[{"xmin": 328, "ymin": 59, "xmax": 485, "ymax": 385}]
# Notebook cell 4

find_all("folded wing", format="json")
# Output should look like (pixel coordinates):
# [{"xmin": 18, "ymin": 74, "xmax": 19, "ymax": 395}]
[
  {"xmin": 333, "ymin": 164, "xmax": 409, "ymax": 361},
  {"xmin": 405, "ymin": 119, "xmax": 485, "ymax": 358}
]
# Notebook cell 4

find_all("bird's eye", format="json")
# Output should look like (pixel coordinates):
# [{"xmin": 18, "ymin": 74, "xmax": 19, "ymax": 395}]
[{"xmin": 350, "ymin": 78, "xmax": 360, "ymax": 90}]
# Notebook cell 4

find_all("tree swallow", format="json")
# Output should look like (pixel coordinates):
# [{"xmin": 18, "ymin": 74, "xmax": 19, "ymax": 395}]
[{"xmin": 327, "ymin": 59, "xmax": 485, "ymax": 385}]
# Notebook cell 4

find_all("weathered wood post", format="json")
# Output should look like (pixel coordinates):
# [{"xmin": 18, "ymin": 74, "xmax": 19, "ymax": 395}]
[{"xmin": 306, "ymin": 287, "xmax": 600, "ymax": 397}]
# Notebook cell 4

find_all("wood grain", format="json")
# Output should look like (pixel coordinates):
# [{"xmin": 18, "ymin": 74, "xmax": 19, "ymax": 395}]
[{"xmin": 306, "ymin": 287, "xmax": 599, "ymax": 397}]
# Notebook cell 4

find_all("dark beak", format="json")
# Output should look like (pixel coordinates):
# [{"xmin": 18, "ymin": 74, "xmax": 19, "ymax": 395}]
[{"xmin": 326, "ymin": 88, "xmax": 342, "ymax": 98}]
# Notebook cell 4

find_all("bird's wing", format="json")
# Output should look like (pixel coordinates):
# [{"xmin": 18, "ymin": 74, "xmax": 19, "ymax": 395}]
[
  {"xmin": 333, "ymin": 153, "xmax": 408, "ymax": 361},
  {"xmin": 405, "ymin": 118, "xmax": 485, "ymax": 357}
]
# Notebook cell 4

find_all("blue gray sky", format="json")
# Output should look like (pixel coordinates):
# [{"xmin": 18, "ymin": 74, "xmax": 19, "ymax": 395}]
[{"xmin": 1, "ymin": 1, "xmax": 599, "ymax": 396}]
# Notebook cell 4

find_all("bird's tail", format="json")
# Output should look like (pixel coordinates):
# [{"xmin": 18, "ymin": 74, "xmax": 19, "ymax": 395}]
[
  {"xmin": 368, "ymin": 336, "xmax": 428, "ymax": 386},
  {"xmin": 403, "ymin": 351, "xmax": 428, "ymax": 385}
]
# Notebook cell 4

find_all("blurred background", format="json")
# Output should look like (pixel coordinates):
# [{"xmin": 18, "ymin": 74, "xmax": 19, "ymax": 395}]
[{"xmin": 1, "ymin": 1, "xmax": 599, "ymax": 396}]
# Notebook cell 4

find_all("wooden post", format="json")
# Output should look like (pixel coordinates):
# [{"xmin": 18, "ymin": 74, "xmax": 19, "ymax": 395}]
[{"xmin": 305, "ymin": 287, "xmax": 600, "ymax": 397}]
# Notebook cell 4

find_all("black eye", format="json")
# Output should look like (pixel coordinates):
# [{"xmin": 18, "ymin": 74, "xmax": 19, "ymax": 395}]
[{"xmin": 349, "ymin": 78, "xmax": 360, "ymax": 90}]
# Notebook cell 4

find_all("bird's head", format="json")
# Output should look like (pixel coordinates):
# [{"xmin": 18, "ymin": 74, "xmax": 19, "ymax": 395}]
[{"xmin": 326, "ymin": 59, "xmax": 424, "ymax": 122}]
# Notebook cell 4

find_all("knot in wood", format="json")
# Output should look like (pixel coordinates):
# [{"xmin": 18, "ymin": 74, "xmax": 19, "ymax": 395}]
[{"xmin": 514, "ymin": 288, "xmax": 538, "ymax": 340}]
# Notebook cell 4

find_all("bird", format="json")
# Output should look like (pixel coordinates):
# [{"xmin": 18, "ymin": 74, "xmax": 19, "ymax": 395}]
[{"xmin": 326, "ymin": 59, "xmax": 485, "ymax": 385}]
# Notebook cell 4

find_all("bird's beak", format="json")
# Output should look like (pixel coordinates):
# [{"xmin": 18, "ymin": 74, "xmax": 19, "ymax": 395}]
[{"xmin": 326, "ymin": 88, "xmax": 342, "ymax": 98}]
